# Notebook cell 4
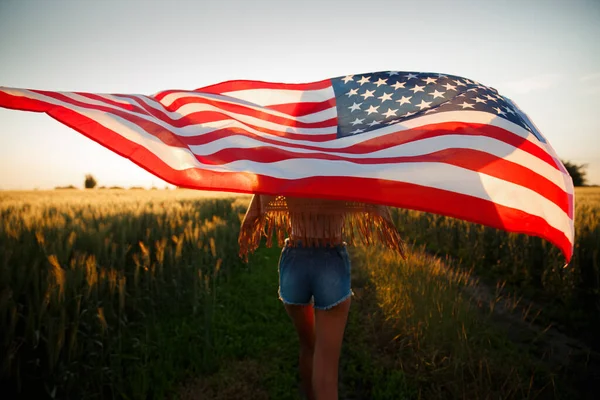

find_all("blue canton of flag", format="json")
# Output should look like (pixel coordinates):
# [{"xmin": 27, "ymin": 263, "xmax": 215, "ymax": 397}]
[{"xmin": 331, "ymin": 71, "xmax": 547, "ymax": 143}]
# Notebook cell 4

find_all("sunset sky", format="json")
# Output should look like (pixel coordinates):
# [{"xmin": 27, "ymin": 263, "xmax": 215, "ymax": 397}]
[{"xmin": 0, "ymin": 0, "xmax": 598, "ymax": 189}]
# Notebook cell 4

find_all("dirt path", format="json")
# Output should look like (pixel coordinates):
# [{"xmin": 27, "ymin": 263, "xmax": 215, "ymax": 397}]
[{"xmin": 455, "ymin": 267, "xmax": 600, "ymax": 398}]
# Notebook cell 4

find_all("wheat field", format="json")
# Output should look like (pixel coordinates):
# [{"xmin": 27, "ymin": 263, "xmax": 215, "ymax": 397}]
[{"xmin": 1, "ymin": 188, "xmax": 597, "ymax": 399}]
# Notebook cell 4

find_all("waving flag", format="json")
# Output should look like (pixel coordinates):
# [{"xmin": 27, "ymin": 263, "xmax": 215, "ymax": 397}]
[{"xmin": 0, "ymin": 71, "xmax": 574, "ymax": 261}]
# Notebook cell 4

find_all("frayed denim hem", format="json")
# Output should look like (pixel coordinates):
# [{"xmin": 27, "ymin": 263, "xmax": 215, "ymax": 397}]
[
  {"xmin": 279, "ymin": 298, "xmax": 313, "ymax": 307},
  {"xmin": 278, "ymin": 294, "xmax": 313, "ymax": 307},
  {"xmin": 313, "ymin": 290, "xmax": 353, "ymax": 311}
]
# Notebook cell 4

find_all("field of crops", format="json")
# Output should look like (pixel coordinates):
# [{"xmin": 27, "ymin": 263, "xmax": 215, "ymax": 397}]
[
  {"xmin": 0, "ymin": 188, "xmax": 598, "ymax": 399},
  {"xmin": 0, "ymin": 190, "xmax": 252, "ymax": 398}
]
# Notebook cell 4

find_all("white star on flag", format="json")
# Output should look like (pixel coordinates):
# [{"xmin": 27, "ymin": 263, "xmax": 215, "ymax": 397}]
[
  {"xmin": 348, "ymin": 102, "xmax": 362, "ymax": 112},
  {"xmin": 493, "ymin": 106, "xmax": 506, "ymax": 116},
  {"xmin": 378, "ymin": 92, "xmax": 393, "ymax": 103},
  {"xmin": 366, "ymin": 105, "xmax": 380, "ymax": 115},
  {"xmin": 504, "ymin": 106, "xmax": 515, "ymax": 115},
  {"xmin": 361, "ymin": 89, "xmax": 375, "ymax": 100},
  {"xmin": 429, "ymin": 90, "xmax": 445, "ymax": 99},
  {"xmin": 443, "ymin": 83, "xmax": 457, "ymax": 91},
  {"xmin": 346, "ymin": 88, "xmax": 359, "ymax": 97},
  {"xmin": 417, "ymin": 100, "xmax": 432, "ymax": 110},
  {"xmin": 410, "ymin": 84, "xmax": 425, "ymax": 93},
  {"xmin": 383, "ymin": 108, "xmax": 398, "ymax": 118},
  {"xmin": 396, "ymin": 95, "xmax": 412, "ymax": 105},
  {"xmin": 357, "ymin": 76, "xmax": 371, "ymax": 85}
]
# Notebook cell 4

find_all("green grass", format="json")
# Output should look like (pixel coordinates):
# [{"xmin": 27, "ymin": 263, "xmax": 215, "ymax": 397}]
[{"xmin": 177, "ymin": 245, "xmax": 299, "ymax": 399}]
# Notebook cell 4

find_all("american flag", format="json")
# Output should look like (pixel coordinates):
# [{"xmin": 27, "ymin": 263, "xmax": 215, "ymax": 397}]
[{"xmin": 0, "ymin": 71, "xmax": 574, "ymax": 261}]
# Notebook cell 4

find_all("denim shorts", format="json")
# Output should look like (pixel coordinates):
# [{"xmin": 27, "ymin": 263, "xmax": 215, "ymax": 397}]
[{"xmin": 278, "ymin": 239, "xmax": 352, "ymax": 310}]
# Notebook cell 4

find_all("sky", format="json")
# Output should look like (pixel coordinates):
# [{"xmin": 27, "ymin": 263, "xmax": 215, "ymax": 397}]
[{"xmin": 0, "ymin": 0, "xmax": 599, "ymax": 190}]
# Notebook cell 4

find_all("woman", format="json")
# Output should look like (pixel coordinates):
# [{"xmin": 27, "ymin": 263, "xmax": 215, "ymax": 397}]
[{"xmin": 238, "ymin": 195, "xmax": 405, "ymax": 400}]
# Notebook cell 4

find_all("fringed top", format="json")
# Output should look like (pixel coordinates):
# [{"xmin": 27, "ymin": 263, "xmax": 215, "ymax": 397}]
[{"xmin": 238, "ymin": 194, "xmax": 406, "ymax": 261}]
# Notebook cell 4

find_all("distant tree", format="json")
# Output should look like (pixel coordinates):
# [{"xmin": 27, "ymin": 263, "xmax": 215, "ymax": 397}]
[
  {"xmin": 561, "ymin": 160, "xmax": 588, "ymax": 187},
  {"xmin": 55, "ymin": 185, "xmax": 77, "ymax": 190},
  {"xmin": 84, "ymin": 174, "xmax": 97, "ymax": 189}
]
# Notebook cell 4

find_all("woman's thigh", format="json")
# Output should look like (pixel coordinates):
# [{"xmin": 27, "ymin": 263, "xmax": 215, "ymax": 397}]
[
  {"xmin": 284, "ymin": 303, "xmax": 316, "ymax": 349},
  {"xmin": 314, "ymin": 297, "xmax": 351, "ymax": 364}
]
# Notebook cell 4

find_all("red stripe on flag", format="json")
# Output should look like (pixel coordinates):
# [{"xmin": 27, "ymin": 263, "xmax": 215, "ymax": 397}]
[
  {"xmin": 193, "ymin": 78, "xmax": 332, "ymax": 94},
  {"xmin": 182, "ymin": 126, "xmax": 338, "ymax": 143}
]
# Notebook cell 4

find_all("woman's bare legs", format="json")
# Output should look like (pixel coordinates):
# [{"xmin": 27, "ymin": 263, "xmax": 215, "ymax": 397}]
[
  {"xmin": 285, "ymin": 297, "xmax": 351, "ymax": 400},
  {"xmin": 313, "ymin": 297, "xmax": 351, "ymax": 400},
  {"xmin": 284, "ymin": 303, "xmax": 316, "ymax": 400}
]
